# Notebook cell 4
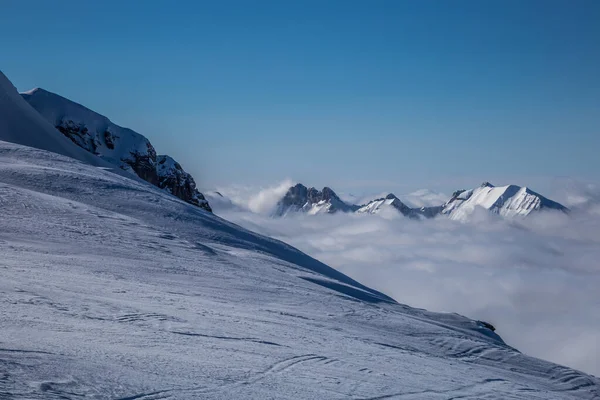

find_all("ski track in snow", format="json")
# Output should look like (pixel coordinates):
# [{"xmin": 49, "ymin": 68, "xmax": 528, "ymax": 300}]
[{"xmin": 0, "ymin": 142, "xmax": 598, "ymax": 399}]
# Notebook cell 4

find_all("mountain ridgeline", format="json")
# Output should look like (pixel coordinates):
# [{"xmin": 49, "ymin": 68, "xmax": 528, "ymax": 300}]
[
  {"xmin": 20, "ymin": 88, "xmax": 211, "ymax": 212},
  {"xmin": 275, "ymin": 182, "xmax": 568, "ymax": 220}
]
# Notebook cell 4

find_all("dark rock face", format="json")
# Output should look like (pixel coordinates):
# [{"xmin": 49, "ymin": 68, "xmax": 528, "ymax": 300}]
[
  {"xmin": 21, "ymin": 88, "xmax": 211, "ymax": 212},
  {"xmin": 104, "ymin": 130, "xmax": 116, "ymax": 150},
  {"xmin": 275, "ymin": 184, "xmax": 358, "ymax": 216},
  {"xmin": 56, "ymin": 120, "xmax": 97, "ymax": 154},
  {"xmin": 156, "ymin": 156, "xmax": 212, "ymax": 212},
  {"xmin": 57, "ymin": 118, "xmax": 161, "ymax": 188},
  {"xmin": 280, "ymin": 183, "xmax": 310, "ymax": 211},
  {"xmin": 124, "ymin": 141, "xmax": 159, "ymax": 187},
  {"xmin": 59, "ymin": 117, "xmax": 208, "ymax": 210},
  {"xmin": 384, "ymin": 193, "xmax": 414, "ymax": 217}
]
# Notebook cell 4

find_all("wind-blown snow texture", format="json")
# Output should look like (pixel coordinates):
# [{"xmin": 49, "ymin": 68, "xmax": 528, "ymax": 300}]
[
  {"xmin": 1, "ymin": 143, "xmax": 598, "ymax": 399},
  {"xmin": 20, "ymin": 86, "xmax": 211, "ymax": 211},
  {"xmin": 1, "ymin": 72, "xmax": 598, "ymax": 398}
]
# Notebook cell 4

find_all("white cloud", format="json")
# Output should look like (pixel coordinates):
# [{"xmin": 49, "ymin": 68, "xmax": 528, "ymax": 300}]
[
  {"xmin": 211, "ymin": 188, "xmax": 600, "ymax": 377},
  {"xmin": 214, "ymin": 179, "xmax": 293, "ymax": 214}
]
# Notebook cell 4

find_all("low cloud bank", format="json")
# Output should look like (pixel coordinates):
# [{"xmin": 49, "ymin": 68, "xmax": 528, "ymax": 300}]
[{"xmin": 213, "ymin": 183, "xmax": 600, "ymax": 376}]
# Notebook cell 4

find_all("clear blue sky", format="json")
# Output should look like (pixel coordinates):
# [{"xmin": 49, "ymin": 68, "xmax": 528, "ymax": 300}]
[{"xmin": 2, "ymin": 0, "xmax": 599, "ymax": 194}]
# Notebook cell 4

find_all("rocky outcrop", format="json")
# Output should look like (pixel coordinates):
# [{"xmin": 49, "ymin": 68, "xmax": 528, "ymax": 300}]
[
  {"xmin": 156, "ymin": 156, "xmax": 211, "ymax": 212},
  {"xmin": 21, "ymin": 88, "xmax": 211, "ymax": 212},
  {"xmin": 274, "ymin": 184, "xmax": 358, "ymax": 216}
]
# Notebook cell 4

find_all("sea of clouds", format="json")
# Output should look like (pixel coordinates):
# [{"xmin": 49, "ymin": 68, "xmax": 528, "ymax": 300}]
[{"xmin": 207, "ymin": 181, "xmax": 600, "ymax": 377}]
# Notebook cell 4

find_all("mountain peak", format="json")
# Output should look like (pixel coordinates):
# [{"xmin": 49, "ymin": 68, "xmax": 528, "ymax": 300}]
[
  {"xmin": 274, "ymin": 184, "xmax": 357, "ymax": 216},
  {"xmin": 443, "ymin": 183, "xmax": 567, "ymax": 220},
  {"xmin": 19, "ymin": 86, "xmax": 211, "ymax": 212},
  {"xmin": 0, "ymin": 71, "xmax": 114, "ymax": 168},
  {"xmin": 321, "ymin": 186, "xmax": 341, "ymax": 201},
  {"xmin": 357, "ymin": 192, "xmax": 416, "ymax": 217}
]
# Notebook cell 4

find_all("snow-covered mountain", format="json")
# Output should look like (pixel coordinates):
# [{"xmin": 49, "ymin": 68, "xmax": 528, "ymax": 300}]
[
  {"xmin": 20, "ymin": 87, "xmax": 211, "ymax": 212},
  {"xmin": 0, "ymin": 72, "xmax": 111, "ymax": 168},
  {"xmin": 442, "ymin": 182, "xmax": 569, "ymax": 221},
  {"xmin": 274, "ymin": 183, "xmax": 359, "ymax": 216},
  {"xmin": 356, "ymin": 193, "xmax": 416, "ymax": 217},
  {"xmin": 275, "ymin": 182, "xmax": 568, "ymax": 221},
  {"xmin": 0, "ymin": 71, "xmax": 598, "ymax": 398}
]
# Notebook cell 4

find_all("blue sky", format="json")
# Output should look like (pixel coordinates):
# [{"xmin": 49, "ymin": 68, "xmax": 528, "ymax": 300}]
[{"xmin": 2, "ymin": 0, "xmax": 599, "ymax": 194}]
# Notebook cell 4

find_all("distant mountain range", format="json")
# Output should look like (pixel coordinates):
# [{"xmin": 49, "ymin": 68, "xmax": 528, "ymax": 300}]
[
  {"xmin": 274, "ymin": 182, "xmax": 569, "ymax": 221},
  {"xmin": 2, "ymin": 73, "xmax": 570, "ymax": 222}
]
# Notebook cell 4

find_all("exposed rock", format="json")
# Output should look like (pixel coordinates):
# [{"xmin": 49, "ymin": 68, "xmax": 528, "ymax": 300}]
[
  {"xmin": 275, "ymin": 184, "xmax": 358, "ymax": 216},
  {"xmin": 156, "ymin": 155, "xmax": 211, "ymax": 212},
  {"xmin": 21, "ymin": 88, "xmax": 211, "ymax": 212}
]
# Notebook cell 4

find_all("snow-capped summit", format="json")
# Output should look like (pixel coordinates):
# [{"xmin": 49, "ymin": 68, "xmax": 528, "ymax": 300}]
[
  {"xmin": 20, "ymin": 87, "xmax": 211, "ymax": 212},
  {"xmin": 273, "ymin": 181, "xmax": 567, "ymax": 221},
  {"xmin": 356, "ymin": 193, "xmax": 415, "ymax": 217},
  {"xmin": 274, "ymin": 183, "xmax": 358, "ymax": 216},
  {"xmin": 0, "ymin": 72, "xmax": 111, "ymax": 168},
  {"xmin": 442, "ymin": 182, "xmax": 568, "ymax": 221}
]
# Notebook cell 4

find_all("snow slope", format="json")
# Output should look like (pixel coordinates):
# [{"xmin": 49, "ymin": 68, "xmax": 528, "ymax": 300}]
[
  {"xmin": 1, "ymin": 142, "xmax": 598, "ymax": 399},
  {"xmin": 0, "ymin": 148, "xmax": 598, "ymax": 399},
  {"xmin": 20, "ymin": 86, "xmax": 210, "ymax": 211},
  {"xmin": 443, "ymin": 182, "xmax": 569, "ymax": 221},
  {"xmin": 0, "ymin": 71, "xmax": 112, "ymax": 168},
  {"xmin": 356, "ymin": 193, "xmax": 415, "ymax": 217}
]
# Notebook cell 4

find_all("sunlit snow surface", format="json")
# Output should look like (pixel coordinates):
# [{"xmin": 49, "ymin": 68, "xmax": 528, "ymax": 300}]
[{"xmin": 0, "ymin": 143, "xmax": 598, "ymax": 399}]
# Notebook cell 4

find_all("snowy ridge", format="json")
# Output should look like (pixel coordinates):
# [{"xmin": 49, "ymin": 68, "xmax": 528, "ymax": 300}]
[
  {"xmin": 275, "ymin": 182, "xmax": 568, "ymax": 221},
  {"xmin": 20, "ymin": 87, "xmax": 211, "ymax": 211},
  {"xmin": 443, "ymin": 182, "xmax": 569, "ymax": 221},
  {"xmin": 0, "ymin": 71, "xmax": 113, "ymax": 168},
  {"xmin": 356, "ymin": 193, "xmax": 415, "ymax": 217}
]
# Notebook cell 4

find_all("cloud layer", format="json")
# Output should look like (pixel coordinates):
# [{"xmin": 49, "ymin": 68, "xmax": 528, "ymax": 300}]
[{"xmin": 213, "ymin": 182, "xmax": 600, "ymax": 376}]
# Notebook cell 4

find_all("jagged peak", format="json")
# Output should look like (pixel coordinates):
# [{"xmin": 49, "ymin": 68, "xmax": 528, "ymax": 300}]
[
  {"xmin": 385, "ymin": 193, "xmax": 398, "ymax": 200},
  {"xmin": 481, "ymin": 181, "xmax": 494, "ymax": 188},
  {"xmin": 321, "ymin": 186, "xmax": 341, "ymax": 201}
]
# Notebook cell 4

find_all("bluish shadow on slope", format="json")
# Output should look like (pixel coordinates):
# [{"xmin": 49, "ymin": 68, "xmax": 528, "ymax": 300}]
[
  {"xmin": 169, "ymin": 206, "xmax": 397, "ymax": 304},
  {"xmin": 299, "ymin": 276, "xmax": 395, "ymax": 304},
  {"xmin": 0, "ymin": 143, "xmax": 396, "ymax": 304}
]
